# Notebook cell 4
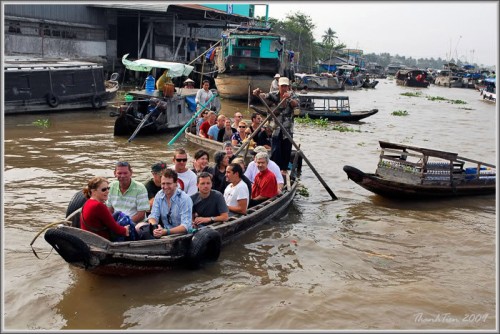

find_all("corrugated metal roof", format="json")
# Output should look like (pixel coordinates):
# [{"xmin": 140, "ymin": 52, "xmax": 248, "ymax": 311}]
[{"xmin": 89, "ymin": 4, "xmax": 169, "ymax": 13}]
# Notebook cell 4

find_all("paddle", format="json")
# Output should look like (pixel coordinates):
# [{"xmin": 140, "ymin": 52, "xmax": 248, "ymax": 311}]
[
  {"xmin": 256, "ymin": 94, "xmax": 338, "ymax": 201},
  {"xmin": 167, "ymin": 92, "xmax": 218, "ymax": 146},
  {"xmin": 128, "ymin": 105, "xmax": 158, "ymax": 142}
]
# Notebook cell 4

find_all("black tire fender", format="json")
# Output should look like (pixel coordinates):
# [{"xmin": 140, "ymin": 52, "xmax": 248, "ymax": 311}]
[
  {"xmin": 66, "ymin": 191, "xmax": 87, "ymax": 228},
  {"xmin": 91, "ymin": 95, "xmax": 103, "ymax": 109},
  {"xmin": 44, "ymin": 228, "xmax": 92, "ymax": 268},
  {"xmin": 46, "ymin": 93, "xmax": 59, "ymax": 108},
  {"xmin": 187, "ymin": 228, "xmax": 222, "ymax": 269}
]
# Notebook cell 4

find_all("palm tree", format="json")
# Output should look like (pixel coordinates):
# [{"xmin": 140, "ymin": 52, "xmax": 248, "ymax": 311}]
[{"xmin": 322, "ymin": 28, "xmax": 338, "ymax": 46}]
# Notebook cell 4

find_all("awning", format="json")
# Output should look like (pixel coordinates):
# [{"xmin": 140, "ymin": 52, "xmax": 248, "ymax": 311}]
[{"xmin": 121, "ymin": 54, "xmax": 194, "ymax": 77}]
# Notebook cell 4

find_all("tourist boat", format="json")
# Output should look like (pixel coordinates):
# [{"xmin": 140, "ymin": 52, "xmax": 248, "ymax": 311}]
[
  {"xmin": 112, "ymin": 54, "xmax": 220, "ymax": 138},
  {"xmin": 4, "ymin": 56, "xmax": 119, "ymax": 114},
  {"xmin": 294, "ymin": 73, "xmax": 344, "ymax": 91},
  {"xmin": 297, "ymin": 93, "xmax": 378, "ymax": 121},
  {"xmin": 395, "ymin": 69, "xmax": 430, "ymax": 88},
  {"xmin": 385, "ymin": 63, "xmax": 404, "ymax": 76},
  {"xmin": 213, "ymin": 23, "xmax": 289, "ymax": 101},
  {"xmin": 479, "ymin": 77, "xmax": 496, "ymax": 103},
  {"xmin": 41, "ymin": 162, "xmax": 300, "ymax": 276},
  {"xmin": 343, "ymin": 141, "xmax": 496, "ymax": 199}
]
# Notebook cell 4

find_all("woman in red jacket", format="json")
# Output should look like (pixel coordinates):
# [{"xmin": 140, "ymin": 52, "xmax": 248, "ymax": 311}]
[{"xmin": 81, "ymin": 177, "xmax": 129, "ymax": 240}]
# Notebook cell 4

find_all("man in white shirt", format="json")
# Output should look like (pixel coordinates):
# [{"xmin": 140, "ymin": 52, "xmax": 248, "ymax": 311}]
[
  {"xmin": 171, "ymin": 148, "xmax": 198, "ymax": 196},
  {"xmin": 224, "ymin": 163, "xmax": 249, "ymax": 216},
  {"xmin": 244, "ymin": 146, "xmax": 284, "ymax": 191}
]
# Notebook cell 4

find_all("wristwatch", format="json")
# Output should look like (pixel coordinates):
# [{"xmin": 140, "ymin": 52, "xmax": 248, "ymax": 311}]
[{"xmin": 210, "ymin": 217, "xmax": 215, "ymax": 223}]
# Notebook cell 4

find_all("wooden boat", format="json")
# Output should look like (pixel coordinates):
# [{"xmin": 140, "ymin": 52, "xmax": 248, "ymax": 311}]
[
  {"xmin": 112, "ymin": 54, "xmax": 220, "ymax": 137},
  {"xmin": 343, "ymin": 141, "xmax": 496, "ymax": 199},
  {"xmin": 184, "ymin": 127, "xmax": 229, "ymax": 152},
  {"xmin": 362, "ymin": 79, "xmax": 379, "ymax": 88},
  {"xmin": 42, "ymin": 163, "xmax": 300, "ymax": 276},
  {"xmin": 395, "ymin": 69, "xmax": 430, "ymax": 88},
  {"xmin": 4, "ymin": 57, "xmax": 119, "ymax": 114},
  {"xmin": 294, "ymin": 73, "xmax": 344, "ymax": 91},
  {"xmin": 297, "ymin": 93, "xmax": 378, "ymax": 121},
  {"xmin": 213, "ymin": 24, "xmax": 290, "ymax": 101},
  {"xmin": 479, "ymin": 78, "xmax": 496, "ymax": 103}
]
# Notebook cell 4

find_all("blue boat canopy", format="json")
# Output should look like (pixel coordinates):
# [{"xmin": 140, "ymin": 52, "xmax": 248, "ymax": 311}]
[{"xmin": 121, "ymin": 54, "xmax": 194, "ymax": 77}]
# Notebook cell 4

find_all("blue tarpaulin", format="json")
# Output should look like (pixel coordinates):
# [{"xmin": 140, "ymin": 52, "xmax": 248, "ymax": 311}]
[{"xmin": 185, "ymin": 95, "xmax": 197, "ymax": 112}]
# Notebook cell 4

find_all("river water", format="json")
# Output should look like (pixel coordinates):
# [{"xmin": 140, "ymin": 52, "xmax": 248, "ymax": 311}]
[{"xmin": 3, "ymin": 79, "xmax": 497, "ymax": 331}]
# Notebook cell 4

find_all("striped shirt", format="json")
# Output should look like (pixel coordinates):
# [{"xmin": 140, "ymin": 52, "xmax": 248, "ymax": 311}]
[{"xmin": 107, "ymin": 179, "xmax": 149, "ymax": 218}]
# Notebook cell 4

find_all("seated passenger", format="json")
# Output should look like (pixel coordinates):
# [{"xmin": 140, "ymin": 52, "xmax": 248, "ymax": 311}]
[
  {"xmin": 144, "ymin": 161, "xmax": 167, "ymax": 214},
  {"xmin": 217, "ymin": 118, "xmax": 237, "ymax": 143},
  {"xmin": 249, "ymin": 152, "xmax": 278, "ymax": 207},
  {"xmin": 231, "ymin": 157, "xmax": 252, "ymax": 195},
  {"xmin": 212, "ymin": 151, "xmax": 230, "ymax": 193},
  {"xmin": 191, "ymin": 149, "xmax": 215, "ymax": 175},
  {"xmin": 244, "ymin": 146, "xmax": 284, "ymax": 191},
  {"xmin": 224, "ymin": 163, "xmax": 249, "ymax": 216},
  {"xmin": 81, "ymin": 177, "xmax": 130, "ymax": 241},
  {"xmin": 208, "ymin": 114, "xmax": 226, "ymax": 141},
  {"xmin": 191, "ymin": 172, "xmax": 229, "ymax": 228},
  {"xmin": 199, "ymin": 111, "xmax": 216, "ymax": 138},
  {"xmin": 146, "ymin": 169, "xmax": 193, "ymax": 238}
]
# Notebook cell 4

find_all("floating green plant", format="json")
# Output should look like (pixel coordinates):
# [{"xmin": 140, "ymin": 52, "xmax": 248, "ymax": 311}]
[
  {"xmin": 459, "ymin": 107, "xmax": 474, "ymax": 110},
  {"xmin": 32, "ymin": 119, "xmax": 50, "ymax": 128},
  {"xmin": 296, "ymin": 114, "xmax": 329, "ymax": 127},
  {"xmin": 400, "ymin": 92, "xmax": 422, "ymax": 97},
  {"xmin": 426, "ymin": 95, "xmax": 447, "ymax": 101},
  {"xmin": 331, "ymin": 124, "xmax": 361, "ymax": 132},
  {"xmin": 298, "ymin": 185, "xmax": 309, "ymax": 197},
  {"xmin": 449, "ymin": 99, "xmax": 467, "ymax": 104},
  {"xmin": 391, "ymin": 110, "xmax": 409, "ymax": 116}
]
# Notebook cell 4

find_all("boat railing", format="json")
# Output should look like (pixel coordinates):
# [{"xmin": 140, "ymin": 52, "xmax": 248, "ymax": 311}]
[
  {"xmin": 298, "ymin": 95, "xmax": 350, "ymax": 113},
  {"xmin": 377, "ymin": 146, "xmax": 495, "ymax": 184}
]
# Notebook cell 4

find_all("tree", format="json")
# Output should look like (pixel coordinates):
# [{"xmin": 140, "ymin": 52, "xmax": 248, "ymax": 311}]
[{"xmin": 322, "ymin": 27, "xmax": 337, "ymax": 46}]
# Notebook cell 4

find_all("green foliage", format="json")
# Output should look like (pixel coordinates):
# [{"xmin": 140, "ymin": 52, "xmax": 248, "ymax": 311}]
[
  {"xmin": 391, "ymin": 110, "xmax": 409, "ymax": 116},
  {"xmin": 298, "ymin": 185, "xmax": 309, "ymax": 197},
  {"xmin": 426, "ymin": 95, "xmax": 447, "ymax": 101},
  {"xmin": 400, "ymin": 92, "xmax": 422, "ymax": 97},
  {"xmin": 32, "ymin": 119, "xmax": 50, "ymax": 128},
  {"xmin": 296, "ymin": 114, "xmax": 329, "ymax": 127},
  {"xmin": 331, "ymin": 124, "xmax": 361, "ymax": 132},
  {"xmin": 449, "ymin": 99, "xmax": 467, "ymax": 104}
]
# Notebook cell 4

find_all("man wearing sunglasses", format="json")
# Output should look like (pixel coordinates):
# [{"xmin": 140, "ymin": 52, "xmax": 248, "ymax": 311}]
[
  {"xmin": 107, "ymin": 161, "xmax": 150, "ymax": 224},
  {"xmin": 172, "ymin": 148, "xmax": 198, "ymax": 196}
]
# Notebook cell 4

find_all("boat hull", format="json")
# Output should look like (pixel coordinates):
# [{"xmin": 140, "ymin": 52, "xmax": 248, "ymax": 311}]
[
  {"xmin": 300, "ymin": 109, "xmax": 378, "ymax": 121},
  {"xmin": 343, "ymin": 165, "xmax": 495, "ymax": 199},
  {"xmin": 214, "ymin": 74, "xmax": 273, "ymax": 100}
]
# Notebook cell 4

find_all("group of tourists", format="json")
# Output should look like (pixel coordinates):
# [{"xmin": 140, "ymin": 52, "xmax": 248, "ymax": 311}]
[{"xmin": 80, "ymin": 144, "xmax": 285, "ymax": 242}]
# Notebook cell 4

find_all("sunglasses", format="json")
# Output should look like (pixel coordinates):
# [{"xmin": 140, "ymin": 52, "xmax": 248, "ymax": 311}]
[
  {"xmin": 100, "ymin": 187, "xmax": 111, "ymax": 192},
  {"xmin": 239, "ymin": 126, "xmax": 247, "ymax": 128},
  {"xmin": 175, "ymin": 158, "xmax": 188, "ymax": 162}
]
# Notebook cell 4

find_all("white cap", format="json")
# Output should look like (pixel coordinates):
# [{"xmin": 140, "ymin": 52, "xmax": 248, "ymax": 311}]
[
  {"xmin": 274, "ymin": 73, "xmax": 281, "ymax": 78},
  {"xmin": 278, "ymin": 77, "xmax": 290, "ymax": 86}
]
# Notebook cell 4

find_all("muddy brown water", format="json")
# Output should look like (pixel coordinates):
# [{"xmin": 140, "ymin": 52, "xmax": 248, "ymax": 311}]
[{"xmin": 3, "ymin": 79, "xmax": 497, "ymax": 330}]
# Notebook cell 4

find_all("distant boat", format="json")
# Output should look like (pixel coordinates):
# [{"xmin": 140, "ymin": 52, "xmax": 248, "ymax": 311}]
[
  {"xmin": 4, "ymin": 57, "xmax": 118, "ymax": 114},
  {"xmin": 294, "ymin": 73, "xmax": 344, "ymax": 91},
  {"xmin": 297, "ymin": 93, "xmax": 378, "ymax": 121},
  {"xmin": 213, "ymin": 24, "xmax": 288, "ymax": 101},
  {"xmin": 395, "ymin": 69, "xmax": 430, "ymax": 88},
  {"xmin": 479, "ymin": 77, "xmax": 496, "ymax": 103},
  {"xmin": 112, "ymin": 54, "xmax": 221, "ymax": 138}
]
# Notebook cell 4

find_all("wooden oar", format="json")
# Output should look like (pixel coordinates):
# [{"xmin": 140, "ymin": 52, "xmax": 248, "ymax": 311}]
[
  {"xmin": 127, "ymin": 105, "xmax": 158, "ymax": 142},
  {"xmin": 233, "ymin": 97, "xmax": 287, "ymax": 157},
  {"xmin": 257, "ymin": 94, "xmax": 338, "ymax": 200},
  {"xmin": 167, "ymin": 93, "xmax": 218, "ymax": 146}
]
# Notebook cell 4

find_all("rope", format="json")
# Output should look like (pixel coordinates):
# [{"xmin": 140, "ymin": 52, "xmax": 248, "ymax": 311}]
[{"xmin": 30, "ymin": 207, "xmax": 82, "ymax": 259}]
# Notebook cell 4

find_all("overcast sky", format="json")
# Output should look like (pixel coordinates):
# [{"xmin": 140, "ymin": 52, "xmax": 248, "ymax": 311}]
[{"xmin": 254, "ymin": 1, "xmax": 498, "ymax": 67}]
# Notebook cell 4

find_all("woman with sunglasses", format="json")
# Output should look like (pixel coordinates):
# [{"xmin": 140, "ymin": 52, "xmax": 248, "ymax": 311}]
[
  {"xmin": 231, "ymin": 121, "xmax": 248, "ymax": 147},
  {"xmin": 80, "ymin": 177, "xmax": 129, "ymax": 241}
]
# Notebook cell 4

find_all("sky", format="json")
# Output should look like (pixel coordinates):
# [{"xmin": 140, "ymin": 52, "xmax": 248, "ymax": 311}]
[{"xmin": 254, "ymin": 1, "xmax": 498, "ymax": 67}]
